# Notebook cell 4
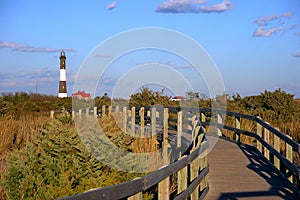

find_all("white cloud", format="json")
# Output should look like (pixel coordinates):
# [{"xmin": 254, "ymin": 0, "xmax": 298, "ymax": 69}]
[
  {"xmin": 198, "ymin": 0, "xmax": 233, "ymax": 13},
  {"xmin": 253, "ymin": 26, "xmax": 283, "ymax": 37},
  {"xmin": 0, "ymin": 41, "xmax": 76, "ymax": 53},
  {"xmin": 156, "ymin": 0, "xmax": 233, "ymax": 14},
  {"xmin": 107, "ymin": 1, "xmax": 117, "ymax": 10},
  {"xmin": 254, "ymin": 12, "xmax": 294, "ymax": 26},
  {"xmin": 253, "ymin": 12, "xmax": 296, "ymax": 38}
]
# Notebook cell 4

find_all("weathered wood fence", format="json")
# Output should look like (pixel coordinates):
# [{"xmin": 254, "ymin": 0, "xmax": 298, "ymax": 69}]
[
  {"xmin": 59, "ymin": 106, "xmax": 209, "ymax": 200},
  {"xmin": 198, "ymin": 108, "xmax": 300, "ymax": 195},
  {"xmin": 52, "ymin": 106, "xmax": 300, "ymax": 198}
]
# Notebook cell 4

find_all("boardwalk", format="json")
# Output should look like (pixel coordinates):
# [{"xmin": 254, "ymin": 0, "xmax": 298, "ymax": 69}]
[{"xmin": 205, "ymin": 139, "xmax": 298, "ymax": 200}]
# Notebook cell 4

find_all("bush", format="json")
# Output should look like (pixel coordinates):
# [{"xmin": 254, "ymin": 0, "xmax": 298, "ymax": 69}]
[{"xmin": 1, "ymin": 120, "xmax": 136, "ymax": 199}]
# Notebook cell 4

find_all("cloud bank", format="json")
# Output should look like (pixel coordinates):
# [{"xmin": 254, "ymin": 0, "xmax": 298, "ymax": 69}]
[
  {"xmin": 253, "ymin": 12, "xmax": 295, "ymax": 37},
  {"xmin": 254, "ymin": 12, "xmax": 294, "ymax": 26},
  {"xmin": 0, "ymin": 41, "xmax": 76, "ymax": 53},
  {"xmin": 253, "ymin": 26, "xmax": 283, "ymax": 37},
  {"xmin": 156, "ymin": 0, "xmax": 233, "ymax": 14}
]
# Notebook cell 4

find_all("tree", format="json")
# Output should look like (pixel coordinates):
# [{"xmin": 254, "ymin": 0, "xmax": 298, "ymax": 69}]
[{"xmin": 129, "ymin": 87, "xmax": 171, "ymax": 107}]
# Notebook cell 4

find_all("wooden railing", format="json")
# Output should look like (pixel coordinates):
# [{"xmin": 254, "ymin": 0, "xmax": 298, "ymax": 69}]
[
  {"xmin": 198, "ymin": 108, "xmax": 300, "ymax": 195},
  {"xmin": 52, "ymin": 106, "xmax": 300, "ymax": 198},
  {"xmin": 60, "ymin": 106, "xmax": 209, "ymax": 200}
]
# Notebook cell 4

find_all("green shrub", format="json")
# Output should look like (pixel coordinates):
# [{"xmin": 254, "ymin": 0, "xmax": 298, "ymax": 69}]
[{"xmin": 1, "ymin": 120, "xmax": 135, "ymax": 199}]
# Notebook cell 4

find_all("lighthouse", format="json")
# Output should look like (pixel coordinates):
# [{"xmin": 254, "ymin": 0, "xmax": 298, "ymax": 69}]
[{"xmin": 58, "ymin": 50, "xmax": 67, "ymax": 98}]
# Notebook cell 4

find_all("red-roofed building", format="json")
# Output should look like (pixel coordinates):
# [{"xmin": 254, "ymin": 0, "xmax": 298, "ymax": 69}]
[
  {"xmin": 171, "ymin": 96, "xmax": 185, "ymax": 101},
  {"xmin": 72, "ymin": 90, "xmax": 91, "ymax": 100}
]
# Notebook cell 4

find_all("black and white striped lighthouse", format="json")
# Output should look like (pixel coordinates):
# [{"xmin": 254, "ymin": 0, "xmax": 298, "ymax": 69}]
[{"xmin": 58, "ymin": 50, "xmax": 67, "ymax": 98}]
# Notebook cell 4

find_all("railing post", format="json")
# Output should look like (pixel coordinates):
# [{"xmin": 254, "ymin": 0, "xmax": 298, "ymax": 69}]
[
  {"xmin": 264, "ymin": 125, "xmax": 270, "ymax": 161},
  {"xmin": 200, "ymin": 112, "xmax": 206, "ymax": 123},
  {"xmin": 200, "ymin": 144, "xmax": 208, "ymax": 193},
  {"xmin": 190, "ymin": 147, "xmax": 200, "ymax": 199},
  {"xmin": 108, "ymin": 106, "xmax": 112, "ymax": 116},
  {"xmin": 94, "ymin": 107, "xmax": 97, "ymax": 118},
  {"xmin": 131, "ymin": 107, "xmax": 135, "ymax": 134},
  {"xmin": 177, "ymin": 155, "xmax": 187, "ymax": 195},
  {"xmin": 140, "ymin": 107, "xmax": 144, "ymax": 136},
  {"xmin": 128, "ymin": 192, "xmax": 142, "ymax": 200},
  {"xmin": 177, "ymin": 111, "xmax": 187, "ymax": 195},
  {"xmin": 274, "ymin": 133, "xmax": 280, "ymax": 170},
  {"xmin": 158, "ymin": 173, "xmax": 170, "ymax": 200},
  {"xmin": 217, "ymin": 112, "xmax": 222, "ymax": 136},
  {"xmin": 177, "ymin": 111, "xmax": 182, "ymax": 153},
  {"xmin": 158, "ymin": 108, "xmax": 170, "ymax": 200},
  {"xmin": 163, "ymin": 108, "xmax": 169, "ymax": 150},
  {"xmin": 286, "ymin": 135, "xmax": 293, "ymax": 183},
  {"xmin": 256, "ymin": 118, "xmax": 263, "ymax": 154},
  {"xmin": 147, "ymin": 111, "xmax": 151, "ymax": 125},
  {"xmin": 234, "ymin": 116, "xmax": 241, "ymax": 142},
  {"xmin": 78, "ymin": 109, "xmax": 82, "ymax": 119},
  {"xmin": 102, "ymin": 105, "xmax": 106, "ymax": 117},
  {"xmin": 151, "ymin": 107, "xmax": 156, "ymax": 137},
  {"xmin": 123, "ymin": 107, "xmax": 127, "ymax": 132},
  {"xmin": 115, "ymin": 105, "xmax": 119, "ymax": 114},
  {"xmin": 191, "ymin": 115, "xmax": 197, "ymax": 143},
  {"xmin": 50, "ymin": 111, "xmax": 54, "ymax": 119}
]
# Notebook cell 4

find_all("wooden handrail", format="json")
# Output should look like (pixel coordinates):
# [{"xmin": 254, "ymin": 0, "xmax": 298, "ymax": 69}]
[
  {"xmin": 198, "ymin": 108, "xmax": 300, "ymax": 195},
  {"xmin": 59, "ymin": 105, "xmax": 209, "ymax": 200},
  {"xmin": 52, "ymin": 106, "xmax": 300, "ymax": 198}
]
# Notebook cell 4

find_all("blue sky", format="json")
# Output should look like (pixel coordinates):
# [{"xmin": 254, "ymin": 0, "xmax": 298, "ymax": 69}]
[{"xmin": 0, "ymin": 0, "xmax": 300, "ymax": 98}]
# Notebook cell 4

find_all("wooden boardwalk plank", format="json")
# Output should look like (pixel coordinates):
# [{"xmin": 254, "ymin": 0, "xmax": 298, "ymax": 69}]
[{"xmin": 205, "ymin": 139, "xmax": 298, "ymax": 200}]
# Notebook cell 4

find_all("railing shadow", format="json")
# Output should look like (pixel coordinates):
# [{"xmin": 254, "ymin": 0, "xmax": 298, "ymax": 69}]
[{"xmin": 218, "ymin": 143, "xmax": 298, "ymax": 200}]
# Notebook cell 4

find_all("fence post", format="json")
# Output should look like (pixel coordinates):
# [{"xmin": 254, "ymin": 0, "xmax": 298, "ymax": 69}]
[
  {"xmin": 131, "ymin": 107, "xmax": 135, "ymax": 134},
  {"xmin": 177, "ymin": 155, "xmax": 187, "ymax": 195},
  {"xmin": 264, "ymin": 125, "xmax": 270, "ymax": 161},
  {"xmin": 234, "ymin": 116, "xmax": 241, "ymax": 142},
  {"xmin": 102, "ymin": 105, "xmax": 106, "ymax": 117},
  {"xmin": 158, "ymin": 171, "xmax": 170, "ymax": 200},
  {"xmin": 177, "ymin": 111, "xmax": 182, "ymax": 153},
  {"xmin": 72, "ymin": 110, "xmax": 75, "ymax": 120},
  {"xmin": 123, "ymin": 107, "xmax": 127, "ymax": 132},
  {"xmin": 200, "ymin": 112, "xmax": 206, "ymax": 123},
  {"xmin": 217, "ymin": 112, "xmax": 222, "ymax": 136},
  {"xmin": 256, "ymin": 118, "xmax": 263, "ymax": 154},
  {"xmin": 158, "ymin": 108, "xmax": 170, "ymax": 200},
  {"xmin": 151, "ymin": 108, "xmax": 156, "ymax": 137},
  {"xmin": 94, "ymin": 107, "xmax": 97, "ymax": 118},
  {"xmin": 50, "ymin": 111, "xmax": 54, "ymax": 119},
  {"xmin": 108, "ymin": 106, "xmax": 112, "ymax": 116},
  {"xmin": 286, "ymin": 135, "xmax": 293, "ymax": 183},
  {"xmin": 86, "ymin": 107, "xmax": 89, "ymax": 116},
  {"xmin": 128, "ymin": 192, "xmax": 142, "ymax": 200},
  {"xmin": 163, "ymin": 108, "xmax": 169, "ymax": 150},
  {"xmin": 140, "ymin": 107, "xmax": 144, "ymax": 136},
  {"xmin": 274, "ymin": 133, "xmax": 280, "ymax": 170},
  {"xmin": 190, "ymin": 148, "xmax": 200, "ymax": 199},
  {"xmin": 191, "ymin": 115, "xmax": 197, "ymax": 143},
  {"xmin": 200, "ymin": 146, "xmax": 208, "ymax": 193},
  {"xmin": 78, "ymin": 109, "xmax": 82, "ymax": 119},
  {"xmin": 115, "ymin": 105, "xmax": 119, "ymax": 114},
  {"xmin": 147, "ymin": 111, "xmax": 151, "ymax": 126}
]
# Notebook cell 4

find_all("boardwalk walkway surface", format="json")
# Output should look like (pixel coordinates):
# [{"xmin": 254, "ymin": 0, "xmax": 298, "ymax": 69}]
[{"xmin": 205, "ymin": 139, "xmax": 298, "ymax": 200}]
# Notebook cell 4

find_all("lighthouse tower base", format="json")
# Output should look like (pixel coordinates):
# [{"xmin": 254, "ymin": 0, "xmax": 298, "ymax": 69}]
[{"xmin": 58, "ymin": 93, "xmax": 67, "ymax": 98}]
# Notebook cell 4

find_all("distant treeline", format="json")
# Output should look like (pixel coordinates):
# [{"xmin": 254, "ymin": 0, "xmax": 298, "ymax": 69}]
[{"xmin": 1, "ymin": 88, "xmax": 299, "ymax": 139}]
